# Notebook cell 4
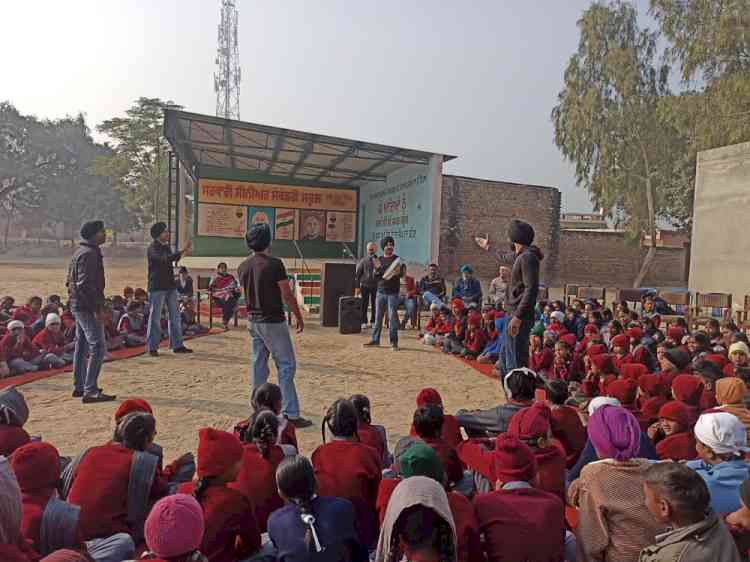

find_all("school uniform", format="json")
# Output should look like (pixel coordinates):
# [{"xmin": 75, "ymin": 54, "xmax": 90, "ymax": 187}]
[
  {"xmin": 655, "ymin": 432, "xmax": 697, "ymax": 461},
  {"xmin": 311, "ymin": 439, "xmax": 382, "ymax": 549},
  {"xmin": 357, "ymin": 422, "xmax": 389, "ymax": 466},
  {"xmin": 229, "ymin": 442, "xmax": 285, "ymax": 533},
  {"xmin": 550, "ymin": 405, "xmax": 587, "ymax": 468},
  {"xmin": 409, "ymin": 414, "xmax": 464, "ymax": 449},
  {"xmin": 530, "ymin": 347, "xmax": 554, "ymax": 373},
  {"xmin": 420, "ymin": 436, "xmax": 464, "ymax": 486},
  {"xmin": 178, "ymin": 482, "xmax": 261, "ymax": 562},
  {"xmin": 475, "ymin": 482, "xmax": 566, "ymax": 562},
  {"xmin": 0, "ymin": 424, "xmax": 30, "ymax": 457},
  {"xmin": 31, "ymin": 328, "xmax": 66, "ymax": 357}
]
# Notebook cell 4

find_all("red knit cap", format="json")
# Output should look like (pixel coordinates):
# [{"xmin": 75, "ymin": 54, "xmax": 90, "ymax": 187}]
[
  {"xmin": 590, "ymin": 353, "xmax": 615, "ymax": 374},
  {"xmin": 145, "ymin": 494, "xmax": 205, "ymax": 558},
  {"xmin": 705, "ymin": 354, "xmax": 729, "ymax": 370},
  {"xmin": 607, "ymin": 379, "xmax": 638, "ymax": 405},
  {"xmin": 626, "ymin": 326, "xmax": 643, "ymax": 341},
  {"xmin": 610, "ymin": 334, "xmax": 629, "ymax": 349},
  {"xmin": 671, "ymin": 375, "xmax": 705, "ymax": 407},
  {"xmin": 416, "ymin": 388, "xmax": 443, "ymax": 407},
  {"xmin": 451, "ymin": 298, "xmax": 465, "ymax": 312},
  {"xmin": 114, "ymin": 398, "xmax": 154, "ymax": 422},
  {"xmin": 658, "ymin": 401, "xmax": 691, "ymax": 427},
  {"xmin": 468, "ymin": 314, "xmax": 482, "ymax": 328},
  {"xmin": 197, "ymin": 428, "xmax": 243, "ymax": 478},
  {"xmin": 667, "ymin": 326, "xmax": 685, "ymax": 342},
  {"xmin": 584, "ymin": 324, "xmax": 599, "ymax": 336},
  {"xmin": 10, "ymin": 442, "xmax": 60, "ymax": 491},
  {"xmin": 638, "ymin": 374, "xmax": 667, "ymax": 397},
  {"xmin": 493, "ymin": 434, "xmax": 538, "ymax": 483},
  {"xmin": 507, "ymin": 402, "xmax": 551, "ymax": 441},
  {"xmin": 560, "ymin": 334, "xmax": 577, "ymax": 349},
  {"xmin": 587, "ymin": 344, "xmax": 608, "ymax": 358},
  {"xmin": 621, "ymin": 363, "xmax": 648, "ymax": 381}
]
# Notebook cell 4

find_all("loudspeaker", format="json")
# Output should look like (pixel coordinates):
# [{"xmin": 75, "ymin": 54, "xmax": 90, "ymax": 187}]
[
  {"xmin": 320, "ymin": 262, "xmax": 357, "ymax": 327},
  {"xmin": 339, "ymin": 296, "xmax": 362, "ymax": 334}
]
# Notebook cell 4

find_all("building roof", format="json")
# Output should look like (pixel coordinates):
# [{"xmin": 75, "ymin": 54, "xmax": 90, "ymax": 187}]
[{"xmin": 164, "ymin": 109, "xmax": 456, "ymax": 187}]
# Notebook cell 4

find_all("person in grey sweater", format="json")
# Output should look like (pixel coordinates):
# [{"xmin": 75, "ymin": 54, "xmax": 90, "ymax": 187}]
[{"xmin": 355, "ymin": 242, "xmax": 378, "ymax": 327}]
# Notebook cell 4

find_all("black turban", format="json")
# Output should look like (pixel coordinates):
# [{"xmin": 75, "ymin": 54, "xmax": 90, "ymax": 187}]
[
  {"xmin": 150, "ymin": 222, "xmax": 167, "ymax": 240},
  {"xmin": 508, "ymin": 219, "xmax": 535, "ymax": 246},
  {"xmin": 245, "ymin": 222, "xmax": 272, "ymax": 252},
  {"xmin": 80, "ymin": 220, "xmax": 104, "ymax": 241}
]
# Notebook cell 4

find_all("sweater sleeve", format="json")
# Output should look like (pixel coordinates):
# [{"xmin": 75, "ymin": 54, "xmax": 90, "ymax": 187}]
[
  {"xmin": 569, "ymin": 474, "xmax": 609, "ymax": 561},
  {"xmin": 454, "ymin": 407, "xmax": 505, "ymax": 436},
  {"xmin": 514, "ymin": 252, "xmax": 539, "ymax": 319},
  {"xmin": 456, "ymin": 439, "xmax": 495, "ymax": 481}
]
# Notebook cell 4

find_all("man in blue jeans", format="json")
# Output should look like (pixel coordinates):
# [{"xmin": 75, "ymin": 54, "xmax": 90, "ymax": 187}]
[
  {"xmin": 364, "ymin": 236, "xmax": 405, "ymax": 351},
  {"xmin": 66, "ymin": 220, "xmax": 116, "ymax": 403},
  {"xmin": 238, "ymin": 223, "xmax": 312, "ymax": 428},
  {"xmin": 146, "ymin": 222, "xmax": 193, "ymax": 356}
]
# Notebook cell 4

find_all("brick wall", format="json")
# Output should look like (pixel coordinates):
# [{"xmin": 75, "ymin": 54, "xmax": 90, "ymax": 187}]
[
  {"xmin": 437, "ymin": 175, "xmax": 561, "ymax": 286},
  {"xmin": 558, "ymin": 229, "xmax": 688, "ymax": 288}
]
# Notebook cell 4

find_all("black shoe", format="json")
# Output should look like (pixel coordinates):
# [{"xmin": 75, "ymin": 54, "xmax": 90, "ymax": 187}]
[
  {"xmin": 391, "ymin": 344, "xmax": 400, "ymax": 352},
  {"xmin": 148, "ymin": 350, "xmax": 159, "ymax": 357},
  {"xmin": 173, "ymin": 346, "xmax": 193, "ymax": 354},
  {"xmin": 363, "ymin": 341, "xmax": 380, "ymax": 348},
  {"xmin": 82, "ymin": 391, "xmax": 116, "ymax": 403},
  {"xmin": 288, "ymin": 417, "xmax": 313, "ymax": 429},
  {"xmin": 73, "ymin": 387, "xmax": 102, "ymax": 398}
]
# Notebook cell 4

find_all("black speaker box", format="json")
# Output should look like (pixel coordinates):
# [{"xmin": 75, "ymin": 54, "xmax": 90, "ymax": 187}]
[
  {"xmin": 339, "ymin": 296, "xmax": 362, "ymax": 334},
  {"xmin": 320, "ymin": 262, "xmax": 357, "ymax": 327}
]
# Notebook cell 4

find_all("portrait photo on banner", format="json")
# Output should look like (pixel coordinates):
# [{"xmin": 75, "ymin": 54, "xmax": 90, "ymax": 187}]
[
  {"xmin": 247, "ymin": 207, "xmax": 275, "ymax": 236},
  {"xmin": 299, "ymin": 210, "xmax": 326, "ymax": 241}
]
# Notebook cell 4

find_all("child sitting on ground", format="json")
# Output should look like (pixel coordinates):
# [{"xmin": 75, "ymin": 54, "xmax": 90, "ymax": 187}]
[
  {"xmin": 1, "ymin": 320, "xmax": 54, "ymax": 374},
  {"xmin": 461, "ymin": 315, "xmax": 486, "ymax": 359},
  {"xmin": 123, "ymin": 286, "xmax": 134, "ymax": 303},
  {"xmin": 143, "ymin": 494, "xmax": 209, "ymax": 562},
  {"xmin": 642, "ymin": 461, "xmax": 741, "ymax": 561},
  {"xmin": 637, "ymin": 374, "xmax": 670, "ymax": 430},
  {"xmin": 409, "ymin": 388, "xmax": 464, "ymax": 449},
  {"xmin": 12, "ymin": 296, "xmax": 42, "ymax": 330},
  {"xmin": 350, "ymin": 393, "xmax": 391, "ymax": 467},
  {"xmin": 236, "ymin": 382, "xmax": 297, "ymax": 452},
  {"xmin": 117, "ymin": 300, "xmax": 148, "ymax": 347},
  {"xmin": 546, "ymin": 379, "xmax": 586, "ymax": 468},
  {"xmin": 180, "ymin": 298, "xmax": 208, "ymax": 336},
  {"xmin": 411, "ymin": 403, "xmax": 464, "ymax": 487},
  {"xmin": 442, "ymin": 300, "xmax": 467, "ymax": 355},
  {"xmin": 31, "ymin": 313, "xmax": 73, "ymax": 367},
  {"xmin": 419, "ymin": 304, "xmax": 442, "ymax": 345},
  {"xmin": 727, "ymin": 342, "xmax": 750, "ymax": 377},
  {"xmin": 649, "ymin": 401, "xmax": 697, "ymax": 461}
]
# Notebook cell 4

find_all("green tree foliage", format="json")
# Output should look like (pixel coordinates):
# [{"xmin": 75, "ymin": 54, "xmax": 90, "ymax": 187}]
[
  {"xmin": 552, "ymin": 1, "xmax": 686, "ymax": 286},
  {"xmin": 93, "ymin": 97, "xmax": 181, "ymax": 227}
]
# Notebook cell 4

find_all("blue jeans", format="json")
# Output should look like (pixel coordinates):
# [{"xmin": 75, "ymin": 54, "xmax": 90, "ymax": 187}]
[
  {"xmin": 422, "ymin": 291, "xmax": 446, "ymax": 309},
  {"xmin": 249, "ymin": 321, "xmax": 300, "ymax": 419},
  {"xmin": 86, "ymin": 533, "xmax": 135, "ymax": 562},
  {"xmin": 372, "ymin": 290, "xmax": 400, "ymax": 345},
  {"xmin": 502, "ymin": 315, "xmax": 533, "ymax": 373},
  {"xmin": 72, "ymin": 310, "xmax": 105, "ymax": 395},
  {"xmin": 146, "ymin": 289, "xmax": 184, "ymax": 352}
]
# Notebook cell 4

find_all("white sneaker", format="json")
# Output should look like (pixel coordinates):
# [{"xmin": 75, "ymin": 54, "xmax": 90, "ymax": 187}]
[{"xmin": 361, "ymin": 323, "xmax": 369, "ymax": 330}]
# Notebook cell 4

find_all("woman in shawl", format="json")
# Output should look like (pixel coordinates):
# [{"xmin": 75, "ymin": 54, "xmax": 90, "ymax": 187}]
[
  {"xmin": 376, "ymin": 476, "xmax": 457, "ymax": 562},
  {"xmin": 568, "ymin": 405, "xmax": 662, "ymax": 562},
  {"xmin": 208, "ymin": 262, "xmax": 240, "ymax": 330},
  {"xmin": 715, "ymin": 378, "xmax": 750, "ymax": 441}
]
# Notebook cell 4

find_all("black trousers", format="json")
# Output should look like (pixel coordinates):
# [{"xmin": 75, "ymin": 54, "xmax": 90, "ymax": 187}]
[
  {"xmin": 360, "ymin": 285, "xmax": 377, "ymax": 324},
  {"xmin": 215, "ymin": 295, "xmax": 239, "ymax": 324}
]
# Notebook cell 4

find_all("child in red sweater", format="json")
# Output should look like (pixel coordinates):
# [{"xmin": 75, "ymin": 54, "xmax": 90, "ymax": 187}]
[
  {"xmin": 546, "ymin": 380, "xmax": 587, "ymax": 468},
  {"xmin": 1, "ymin": 320, "xmax": 49, "ymax": 374},
  {"xmin": 461, "ymin": 315, "xmax": 486, "ymax": 359},
  {"xmin": 419, "ymin": 304, "xmax": 443, "ymax": 346},
  {"xmin": 178, "ymin": 428, "xmax": 261, "ymax": 562},
  {"xmin": 610, "ymin": 333, "xmax": 633, "ymax": 373},
  {"xmin": 312, "ymin": 399, "xmax": 382, "ymax": 549},
  {"xmin": 351, "ymin": 393, "xmax": 391, "ymax": 467},
  {"xmin": 117, "ymin": 300, "xmax": 147, "ymax": 347},
  {"xmin": 651, "ymin": 401, "xmax": 697, "ymax": 461},
  {"xmin": 234, "ymin": 383, "xmax": 298, "ymax": 452},
  {"xmin": 142, "ymin": 494, "xmax": 208, "ymax": 562},
  {"xmin": 230, "ymin": 411, "xmax": 285, "ymax": 533},
  {"xmin": 409, "ymin": 388, "xmax": 464, "ymax": 449},
  {"xmin": 411, "ymin": 404, "xmax": 464, "ymax": 487},
  {"xmin": 637, "ymin": 374, "xmax": 670, "ymax": 430},
  {"xmin": 31, "ymin": 313, "xmax": 73, "ymax": 367}
]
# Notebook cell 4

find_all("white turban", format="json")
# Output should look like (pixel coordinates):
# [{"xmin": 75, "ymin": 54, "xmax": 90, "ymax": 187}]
[
  {"xmin": 45, "ymin": 313, "xmax": 61, "ymax": 327},
  {"xmin": 550, "ymin": 311, "xmax": 565, "ymax": 323},
  {"xmin": 587, "ymin": 396, "xmax": 621, "ymax": 417},
  {"xmin": 694, "ymin": 412, "xmax": 750, "ymax": 456}
]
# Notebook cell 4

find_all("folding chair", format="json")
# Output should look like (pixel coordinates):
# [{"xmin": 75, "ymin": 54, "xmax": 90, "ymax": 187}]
[
  {"xmin": 736, "ymin": 295, "xmax": 750, "ymax": 332},
  {"xmin": 576, "ymin": 286, "xmax": 606, "ymax": 308}
]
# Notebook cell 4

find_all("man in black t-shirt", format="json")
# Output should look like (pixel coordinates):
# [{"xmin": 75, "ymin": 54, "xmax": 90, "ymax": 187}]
[
  {"xmin": 237, "ymin": 223, "xmax": 312, "ymax": 428},
  {"xmin": 363, "ymin": 236, "xmax": 405, "ymax": 351}
]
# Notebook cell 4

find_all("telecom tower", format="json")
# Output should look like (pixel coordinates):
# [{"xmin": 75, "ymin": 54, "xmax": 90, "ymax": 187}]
[{"xmin": 214, "ymin": 0, "xmax": 241, "ymax": 120}]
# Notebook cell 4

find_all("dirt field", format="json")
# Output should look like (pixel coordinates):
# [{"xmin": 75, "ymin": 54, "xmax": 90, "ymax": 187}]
[{"xmin": 4, "ymin": 257, "xmax": 503, "ymax": 460}]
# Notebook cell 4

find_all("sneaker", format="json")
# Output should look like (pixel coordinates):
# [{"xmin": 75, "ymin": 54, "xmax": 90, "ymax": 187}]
[
  {"xmin": 82, "ymin": 391, "xmax": 116, "ymax": 403},
  {"xmin": 148, "ymin": 350, "xmax": 159, "ymax": 357},
  {"xmin": 361, "ymin": 323, "xmax": 368, "ymax": 330},
  {"xmin": 173, "ymin": 346, "xmax": 193, "ymax": 354},
  {"xmin": 363, "ymin": 341, "xmax": 380, "ymax": 348},
  {"xmin": 287, "ymin": 417, "xmax": 313, "ymax": 429},
  {"xmin": 391, "ymin": 344, "xmax": 400, "ymax": 352},
  {"xmin": 72, "ymin": 387, "xmax": 101, "ymax": 398}
]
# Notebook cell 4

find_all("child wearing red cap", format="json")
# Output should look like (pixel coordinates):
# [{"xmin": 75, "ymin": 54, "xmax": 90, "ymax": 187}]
[
  {"xmin": 670, "ymin": 374, "xmax": 705, "ymax": 425},
  {"xmin": 610, "ymin": 333, "xmax": 633, "ymax": 373},
  {"xmin": 311, "ymin": 399, "xmax": 382, "ymax": 549},
  {"xmin": 627, "ymin": 326, "xmax": 657, "ymax": 372},
  {"xmin": 607, "ymin": 379, "xmax": 639, "ymax": 412},
  {"xmin": 229, "ymin": 411, "xmax": 285, "ymax": 533},
  {"xmin": 409, "ymin": 388, "xmax": 464, "ymax": 449},
  {"xmin": 461, "ymin": 314, "xmax": 486, "ymax": 359},
  {"xmin": 12, "ymin": 442, "xmax": 135, "ymax": 560},
  {"xmin": 650, "ymin": 401, "xmax": 697, "ymax": 461},
  {"xmin": 143, "ymin": 494, "xmax": 207, "ymax": 562},
  {"xmin": 178, "ymin": 428, "xmax": 261, "ymax": 562},
  {"xmin": 474, "ymin": 435, "xmax": 567, "ymax": 562},
  {"xmin": 637, "ymin": 375, "xmax": 670, "ymax": 430},
  {"xmin": 350, "ymin": 394, "xmax": 391, "ymax": 467},
  {"xmin": 549, "ymin": 336, "xmax": 578, "ymax": 382}
]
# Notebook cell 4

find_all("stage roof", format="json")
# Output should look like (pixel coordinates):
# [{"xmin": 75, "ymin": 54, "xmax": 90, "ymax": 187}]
[{"xmin": 164, "ymin": 109, "xmax": 456, "ymax": 187}]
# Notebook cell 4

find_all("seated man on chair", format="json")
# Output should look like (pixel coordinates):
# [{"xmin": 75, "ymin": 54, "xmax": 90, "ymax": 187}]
[{"xmin": 452, "ymin": 264, "xmax": 482, "ymax": 306}]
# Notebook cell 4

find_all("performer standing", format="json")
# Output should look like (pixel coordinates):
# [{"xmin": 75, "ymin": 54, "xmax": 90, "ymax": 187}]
[
  {"xmin": 476, "ymin": 219, "xmax": 541, "ymax": 370},
  {"xmin": 238, "ymin": 223, "xmax": 312, "ymax": 428},
  {"xmin": 66, "ymin": 220, "xmax": 115, "ymax": 403},
  {"xmin": 355, "ymin": 242, "xmax": 378, "ymax": 329},
  {"xmin": 146, "ymin": 222, "xmax": 193, "ymax": 357},
  {"xmin": 363, "ymin": 236, "xmax": 405, "ymax": 351}
]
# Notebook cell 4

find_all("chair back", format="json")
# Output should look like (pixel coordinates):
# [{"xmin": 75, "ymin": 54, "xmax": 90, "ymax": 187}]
[
  {"xmin": 564, "ymin": 284, "xmax": 579, "ymax": 305},
  {"xmin": 576, "ymin": 286, "xmax": 606, "ymax": 306},
  {"xmin": 693, "ymin": 292, "xmax": 732, "ymax": 324},
  {"xmin": 197, "ymin": 276, "xmax": 211, "ymax": 291}
]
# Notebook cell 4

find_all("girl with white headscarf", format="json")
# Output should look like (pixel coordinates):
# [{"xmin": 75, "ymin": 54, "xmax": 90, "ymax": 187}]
[
  {"xmin": 376, "ymin": 476, "xmax": 457, "ymax": 562},
  {"xmin": 686, "ymin": 411, "xmax": 750, "ymax": 514}
]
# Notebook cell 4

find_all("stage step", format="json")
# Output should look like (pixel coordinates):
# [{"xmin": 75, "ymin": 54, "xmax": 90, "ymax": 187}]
[{"xmin": 291, "ymin": 271, "xmax": 321, "ymax": 314}]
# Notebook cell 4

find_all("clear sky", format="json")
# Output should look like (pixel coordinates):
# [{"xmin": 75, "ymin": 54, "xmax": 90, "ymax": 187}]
[{"xmin": 1, "ymin": 0, "xmax": 652, "ymax": 211}]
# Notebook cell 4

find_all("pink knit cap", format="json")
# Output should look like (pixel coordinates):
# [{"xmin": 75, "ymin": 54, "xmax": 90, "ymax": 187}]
[{"xmin": 144, "ymin": 494, "xmax": 205, "ymax": 558}]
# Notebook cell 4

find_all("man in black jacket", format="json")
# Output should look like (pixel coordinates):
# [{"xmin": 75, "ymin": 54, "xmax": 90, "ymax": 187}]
[
  {"xmin": 66, "ymin": 220, "xmax": 115, "ymax": 403},
  {"xmin": 355, "ymin": 242, "xmax": 378, "ymax": 328},
  {"xmin": 146, "ymin": 222, "xmax": 193, "ymax": 356},
  {"xmin": 476, "ymin": 219, "xmax": 541, "ymax": 370}
]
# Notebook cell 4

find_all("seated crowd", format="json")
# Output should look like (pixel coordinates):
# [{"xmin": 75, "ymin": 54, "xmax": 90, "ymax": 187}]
[
  {"xmin": 0, "ymin": 274, "xmax": 209, "ymax": 378},
  {"xmin": 3, "ymin": 293, "xmax": 750, "ymax": 561}
]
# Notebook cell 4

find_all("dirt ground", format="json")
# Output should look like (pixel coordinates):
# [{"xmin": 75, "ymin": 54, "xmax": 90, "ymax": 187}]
[{"xmin": 4, "ymin": 257, "xmax": 503, "ymax": 460}]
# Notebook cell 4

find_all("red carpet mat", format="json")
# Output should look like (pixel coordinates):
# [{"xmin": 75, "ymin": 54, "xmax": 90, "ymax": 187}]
[
  {"xmin": 457, "ymin": 357, "xmax": 499, "ymax": 381},
  {"xmin": 0, "ymin": 328, "xmax": 225, "ymax": 390}
]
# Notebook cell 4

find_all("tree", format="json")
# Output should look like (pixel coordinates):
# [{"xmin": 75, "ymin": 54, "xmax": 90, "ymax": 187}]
[
  {"xmin": 93, "ymin": 97, "xmax": 181, "ymax": 227},
  {"xmin": 551, "ymin": 1, "xmax": 687, "ymax": 287}
]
